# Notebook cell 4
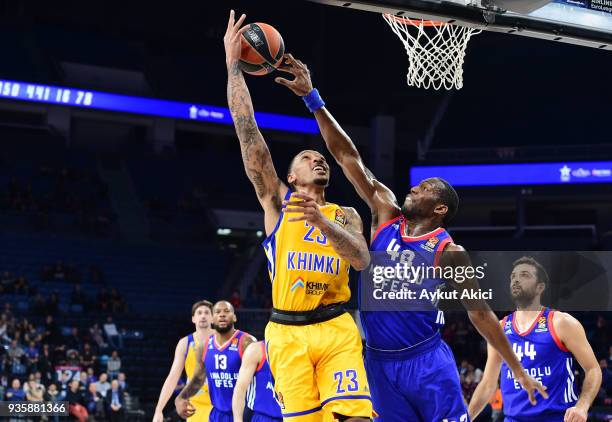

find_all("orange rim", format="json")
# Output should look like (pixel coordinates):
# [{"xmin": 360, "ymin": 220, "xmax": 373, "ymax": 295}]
[{"xmin": 384, "ymin": 14, "xmax": 447, "ymax": 27}]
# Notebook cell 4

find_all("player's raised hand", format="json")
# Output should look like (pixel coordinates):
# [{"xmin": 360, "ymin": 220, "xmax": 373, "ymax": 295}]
[
  {"xmin": 174, "ymin": 395, "xmax": 196, "ymax": 419},
  {"xmin": 516, "ymin": 373, "xmax": 549, "ymax": 405},
  {"xmin": 275, "ymin": 54, "xmax": 314, "ymax": 96},
  {"xmin": 283, "ymin": 193, "xmax": 325, "ymax": 228},
  {"xmin": 224, "ymin": 10, "xmax": 247, "ymax": 67},
  {"xmin": 564, "ymin": 406, "xmax": 588, "ymax": 422}
]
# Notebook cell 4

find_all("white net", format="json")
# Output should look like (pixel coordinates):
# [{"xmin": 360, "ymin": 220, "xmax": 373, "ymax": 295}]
[{"xmin": 383, "ymin": 14, "xmax": 481, "ymax": 90}]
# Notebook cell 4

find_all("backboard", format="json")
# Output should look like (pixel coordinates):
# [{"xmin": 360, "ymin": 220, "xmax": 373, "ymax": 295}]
[{"xmin": 306, "ymin": 0, "xmax": 612, "ymax": 49}]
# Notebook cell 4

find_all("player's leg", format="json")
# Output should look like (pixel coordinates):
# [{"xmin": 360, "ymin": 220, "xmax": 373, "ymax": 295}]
[
  {"xmin": 363, "ymin": 354, "xmax": 416, "ymax": 422},
  {"xmin": 265, "ymin": 321, "xmax": 323, "ymax": 421},
  {"xmin": 403, "ymin": 340, "xmax": 469, "ymax": 422},
  {"xmin": 313, "ymin": 313, "xmax": 374, "ymax": 420}
]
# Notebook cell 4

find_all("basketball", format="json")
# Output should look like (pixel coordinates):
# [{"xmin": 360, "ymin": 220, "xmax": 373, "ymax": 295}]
[{"xmin": 239, "ymin": 22, "xmax": 285, "ymax": 76}]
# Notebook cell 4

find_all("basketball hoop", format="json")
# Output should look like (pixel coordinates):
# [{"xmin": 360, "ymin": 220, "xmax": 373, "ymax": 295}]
[{"xmin": 383, "ymin": 14, "xmax": 481, "ymax": 90}]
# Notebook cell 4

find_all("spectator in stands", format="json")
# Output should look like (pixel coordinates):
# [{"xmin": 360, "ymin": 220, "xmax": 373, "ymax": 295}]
[
  {"xmin": 25, "ymin": 377, "xmax": 45, "ymax": 402},
  {"xmin": 90, "ymin": 323, "xmax": 107, "ymax": 350},
  {"xmin": 5, "ymin": 378, "xmax": 26, "ymax": 400},
  {"xmin": 95, "ymin": 373, "xmax": 111, "ymax": 399},
  {"xmin": 39, "ymin": 344, "xmax": 54, "ymax": 383},
  {"xmin": 41, "ymin": 265, "xmax": 53, "ymax": 282},
  {"xmin": 589, "ymin": 315, "xmax": 609, "ymax": 359},
  {"xmin": 46, "ymin": 292, "xmax": 60, "ymax": 315},
  {"xmin": 97, "ymin": 288, "xmax": 110, "ymax": 312},
  {"xmin": 107, "ymin": 350, "xmax": 121, "ymax": 380},
  {"xmin": 0, "ymin": 314, "xmax": 9, "ymax": 343},
  {"xmin": 0, "ymin": 375, "xmax": 7, "ymax": 402},
  {"xmin": 67, "ymin": 349, "xmax": 81, "ymax": 367},
  {"xmin": 85, "ymin": 382, "xmax": 105, "ymax": 419},
  {"xmin": 31, "ymin": 293, "xmax": 47, "ymax": 314},
  {"xmin": 598, "ymin": 358, "xmax": 612, "ymax": 406},
  {"xmin": 461, "ymin": 363, "xmax": 478, "ymax": 403},
  {"xmin": 86, "ymin": 367, "xmax": 97, "ymax": 384},
  {"xmin": 110, "ymin": 288, "xmax": 127, "ymax": 313},
  {"xmin": 104, "ymin": 316, "xmax": 123, "ymax": 350},
  {"xmin": 44, "ymin": 315, "xmax": 60, "ymax": 345},
  {"xmin": 14, "ymin": 276, "xmax": 29, "ymax": 295},
  {"xmin": 1, "ymin": 271, "xmax": 15, "ymax": 293},
  {"xmin": 46, "ymin": 383, "xmax": 60, "ymax": 401},
  {"xmin": 67, "ymin": 327, "xmax": 82, "ymax": 351},
  {"xmin": 7, "ymin": 339, "xmax": 25, "ymax": 373},
  {"xmin": 105, "ymin": 379, "xmax": 125, "ymax": 422},
  {"xmin": 78, "ymin": 371, "xmax": 89, "ymax": 390},
  {"xmin": 80, "ymin": 342, "xmax": 96, "ymax": 369},
  {"xmin": 53, "ymin": 344, "xmax": 67, "ymax": 366},
  {"xmin": 71, "ymin": 284, "xmax": 88, "ymax": 309},
  {"xmin": 25, "ymin": 340, "xmax": 39, "ymax": 372},
  {"xmin": 230, "ymin": 289, "xmax": 241, "ymax": 309},
  {"xmin": 53, "ymin": 260, "xmax": 67, "ymax": 281},
  {"xmin": 89, "ymin": 265, "xmax": 104, "ymax": 285},
  {"xmin": 117, "ymin": 372, "xmax": 128, "ymax": 393},
  {"xmin": 66, "ymin": 379, "xmax": 88, "ymax": 422}
]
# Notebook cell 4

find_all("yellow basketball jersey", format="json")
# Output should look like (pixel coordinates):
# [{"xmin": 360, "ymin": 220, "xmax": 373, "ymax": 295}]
[
  {"xmin": 262, "ymin": 191, "xmax": 351, "ymax": 311},
  {"xmin": 184, "ymin": 334, "xmax": 212, "ymax": 408}
]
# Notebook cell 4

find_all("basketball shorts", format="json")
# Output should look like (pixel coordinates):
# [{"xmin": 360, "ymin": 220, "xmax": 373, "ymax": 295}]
[
  {"xmin": 265, "ymin": 312, "xmax": 373, "ymax": 421},
  {"xmin": 365, "ymin": 334, "xmax": 469, "ymax": 422},
  {"xmin": 504, "ymin": 414, "xmax": 566, "ymax": 422},
  {"xmin": 251, "ymin": 410, "xmax": 284, "ymax": 422},
  {"xmin": 208, "ymin": 407, "xmax": 232, "ymax": 422}
]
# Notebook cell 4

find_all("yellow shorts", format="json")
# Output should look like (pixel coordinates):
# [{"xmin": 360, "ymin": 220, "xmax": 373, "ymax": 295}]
[
  {"xmin": 187, "ymin": 402, "xmax": 212, "ymax": 422},
  {"xmin": 265, "ymin": 312, "xmax": 373, "ymax": 421}
]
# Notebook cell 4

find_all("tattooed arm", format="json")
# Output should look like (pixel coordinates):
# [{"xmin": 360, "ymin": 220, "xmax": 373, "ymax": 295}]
[
  {"xmin": 274, "ymin": 54, "xmax": 399, "ymax": 236},
  {"xmin": 174, "ymin": 342, "xmax": 206, "ymax": 419},
  {"xmin": 224, "ymin": 10, "xmax": 288, "ymax": 235},
  {"xmin": 283, "ymin": 193, "xmax": 370, "ymax": 270}
]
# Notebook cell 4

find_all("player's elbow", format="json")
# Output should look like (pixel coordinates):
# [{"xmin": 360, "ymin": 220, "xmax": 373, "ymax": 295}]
[{"xmin": 353, "ymin": 251, "xmax": 371, "ymax": 271}]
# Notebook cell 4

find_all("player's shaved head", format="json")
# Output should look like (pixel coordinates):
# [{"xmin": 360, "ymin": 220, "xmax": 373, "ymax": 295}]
[
  {"xmin": 213, "ymin": 300, "xmax": 234, "ymax": 313},
  {"xmin": 212, "ymin": 300, "xmax": 237, "ymax": 334}
]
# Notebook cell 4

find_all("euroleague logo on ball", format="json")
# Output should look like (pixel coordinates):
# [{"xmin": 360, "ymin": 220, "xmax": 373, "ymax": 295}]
[{"xmin": 245, "ymin": 27, "xmax": 264, "ymax": 48}]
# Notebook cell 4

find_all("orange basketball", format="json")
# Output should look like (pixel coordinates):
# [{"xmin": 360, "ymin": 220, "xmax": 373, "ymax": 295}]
[{"xmin": 239, "ymin": 23, "xmax": 285, "ymax": 76}]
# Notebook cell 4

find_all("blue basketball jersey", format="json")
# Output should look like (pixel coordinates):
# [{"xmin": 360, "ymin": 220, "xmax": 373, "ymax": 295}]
[
  {"xmin": 246, "ymin": 342, "xmax": 282, "ymax": 419},
  {"xmin": 500, "ymin": 308, "xmax": 577, "ymax": 421},
  {"xmin": 362, "ymin": 215, "xmax": 453, "ymax": 350},
  {"xmin": 204, "ymin": 330, "xmax": 247, "ymax": 413}
]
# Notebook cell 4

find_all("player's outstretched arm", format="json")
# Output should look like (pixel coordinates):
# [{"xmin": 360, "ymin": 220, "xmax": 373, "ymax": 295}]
[
  {"xmin": 224, "ymin": 10, "xmax": 288, "ymax": 234},
  {"xmin": 440, "ymin": 244, "xmax": 549, "ymax": 405},
  {"xmin": 283, "ymin": 194, "xmax": 370, "ymax": 270},
  {"xmin": 232, "ymin": 342, "xmax": 261, "ymax": 422},
  {"xmin": 468, "ymin": 342, "xmax": 503, "ymax": 420},
  {"xmin": 175, "ymin": 342, "xmax": 206, "ymax": 419},
  {"xmin": 554, "ymin": 312, "xmax": 601, "ymax": 422},
  {"xmin": 275, "ymin": 54, "xmax": 399, "ymax": 234},
  {"xmin": 153, "ymin": 337, "xmax": 188, "ymax": 422}
]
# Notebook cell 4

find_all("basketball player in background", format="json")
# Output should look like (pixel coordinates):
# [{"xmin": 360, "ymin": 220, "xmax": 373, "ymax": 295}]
[
  {"xmin": 153, "ymin": 300, "xmax": 214, "ymax": 422},
  {"xmin": 232, "ymin": 341, "xmax": 283, "ymax": 422},
  {"xmin": 175, "ymin": 300, "xmax": 256, "ymax": 422},
  {"xmin": 469, "ymin": 257, "xmax": 601, "ymax": 422},
  {"xmin": 224, "ymin": 10, "xmax": 373, "ymax": 421},
  {"xmin": 275, "ymin": 55, "xmax": 548, "ymax": 421}
]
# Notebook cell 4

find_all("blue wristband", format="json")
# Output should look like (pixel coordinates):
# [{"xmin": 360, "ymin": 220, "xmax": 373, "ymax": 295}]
[{"xmin": 302, "ymin": 88, "xmax": 325, "ymax": 113}]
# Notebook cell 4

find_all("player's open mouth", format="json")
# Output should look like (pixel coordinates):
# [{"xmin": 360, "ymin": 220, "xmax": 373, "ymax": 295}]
[{"xmin": 313, "ymin": 165, "xmax": 326, "ymax": 173}]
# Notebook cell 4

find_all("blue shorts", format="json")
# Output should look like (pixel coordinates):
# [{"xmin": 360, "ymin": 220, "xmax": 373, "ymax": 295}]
[
  {"xmin": 208, "ymin": 408, "xmax": 232, "ymax": 422},
  {"xmin": 251, "ymin": 410, "xmax": 284, "ymax": 422},
  {"xmin": 365, "ymin": 334, "xmax": 469, "ymax": 422},
  {"xmin": 505, "ymin": 414, "xmax": 565, "ymax": 422}
]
